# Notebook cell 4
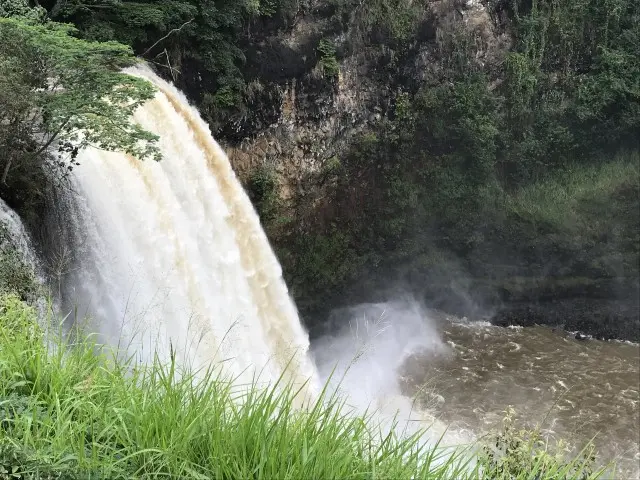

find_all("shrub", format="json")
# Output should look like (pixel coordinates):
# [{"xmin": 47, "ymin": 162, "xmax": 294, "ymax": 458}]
[
  {"xmin": 478, "ymin": 406, "xmax": 605, "ymax": 480},
  {"xmin": 317, "ymin": 39, "xmax": 340, "ymax": 78}
]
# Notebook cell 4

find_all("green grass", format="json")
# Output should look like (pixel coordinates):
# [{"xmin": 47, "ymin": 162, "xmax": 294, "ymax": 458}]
[
  {"xmin": 0, "ymin": 294, "xmax": 609, "ymax": 479},
  {"xmin": 505, "ymin": 152, "xmax": 640, "ymax": 233}
]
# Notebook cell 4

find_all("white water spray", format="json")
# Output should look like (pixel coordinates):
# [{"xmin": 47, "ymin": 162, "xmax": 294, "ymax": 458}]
[
  {"xmin": 313, "ymin": 298, "xmax": 471, "ymax": 447},
  {"xmin": 58, "ymin": 65, "xmax": 319, "ymax": 397}
]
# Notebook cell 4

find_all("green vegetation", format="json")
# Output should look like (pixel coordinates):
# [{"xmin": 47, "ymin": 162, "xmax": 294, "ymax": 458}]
[
  {"xmin": 317, "ymin": 39, "xmax": 340, "ymax": 78},
  {"xmin": 247, "ymin": 164, "xmax": 281, "ymax": 224},
  {"xmin": 496, "ymin": 0, "xmax": 640, "ymax": 183},
  {"xmin": 0, "ymin": 17, "xmax": 160, "ymax": 166},
  {"xmin": 506, "ymin": 156, "xmax": 639, "ymax": 237},
  {"xmin": 329, "ymin": 0, "xmax": 428, "ymax": 47},
  {"xmin": 0, "ymin": 294, "xmax": 610, "ymax": 479},
  {"xmin": 0, "ymin": 6, "xmax": 159, "ymax": 217},
  {"xmin": 479, "ymin": 407, "xmax": 601, "ymax": 480}
]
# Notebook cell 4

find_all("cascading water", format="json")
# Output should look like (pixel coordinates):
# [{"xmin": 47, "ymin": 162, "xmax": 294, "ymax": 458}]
[
  {"xmin": 0, "ymin": 198, "xmax": 51, "ymax": 324},
  {"xmin": 55, "ymin": 65, "xmax": 320, "ymax": 398},
  {"xmin": 0, "ymin": 198, "xmax": 40, "ymax": 274}
]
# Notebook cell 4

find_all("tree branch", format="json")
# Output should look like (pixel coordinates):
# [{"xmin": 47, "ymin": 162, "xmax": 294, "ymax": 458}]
[
  {"xmin": 31, "ymin": 115, "xmax": 74, "ymax": 160},
  {"xmin": 1, "ymin": 114, "xmax": 72, "ymax": 184},
  {"xmin": 142, "ymin": 19, "xmax": 194, "ymax": 58},
  {"xmin": 2, "ymin": 158, "xmax": 12, "ymax": 185}
]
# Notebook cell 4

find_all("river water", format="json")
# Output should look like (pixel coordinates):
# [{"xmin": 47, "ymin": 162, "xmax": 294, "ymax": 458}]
[
  {"xmin": 400, "ymin": 310, "xmax": 640, "ymax": 478},
  {"xmin": 313, "ymin": 301, "xmax": 639, "ymax": 478}
]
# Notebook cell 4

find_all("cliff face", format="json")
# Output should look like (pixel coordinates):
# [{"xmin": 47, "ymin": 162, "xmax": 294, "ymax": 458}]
[{"xmin": 222, "ymin": 0, "xmax": 508, "ymax": 204}]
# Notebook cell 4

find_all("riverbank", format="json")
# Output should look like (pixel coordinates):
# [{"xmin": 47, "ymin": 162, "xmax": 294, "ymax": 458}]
[
  {"xmin": 421, "ymin": 278, "xmax": 640, "ymax": 342},
  {"xmin": 492, "ymin": 298, "xmax": 639, "ymax": 342}
]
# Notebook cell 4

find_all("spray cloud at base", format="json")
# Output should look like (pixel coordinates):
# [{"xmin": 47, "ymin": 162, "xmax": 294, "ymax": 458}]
[{"xmin": 312, "ymin": 296, "xmax": 472, "ymax": 447}]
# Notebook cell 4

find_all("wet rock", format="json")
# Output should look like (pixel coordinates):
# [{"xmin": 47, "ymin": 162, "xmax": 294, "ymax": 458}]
[{"xmin": 491, "ymin": 298, "xmax": 639, "ymax": 342}]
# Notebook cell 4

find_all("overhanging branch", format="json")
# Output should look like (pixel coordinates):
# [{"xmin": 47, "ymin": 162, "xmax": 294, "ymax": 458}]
[{"xmin": 142, "ymin": 19, "xmax": 194, "ymax": 58}]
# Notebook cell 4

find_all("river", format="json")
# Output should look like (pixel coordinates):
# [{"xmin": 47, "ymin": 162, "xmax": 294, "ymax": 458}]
[
  {"xmin": 401, "ymin": 310, "xmax": 640, "ymax": 478},
  {"xmin": 313, "ymin": 300, "xmax": 639, "ymax": 478}
]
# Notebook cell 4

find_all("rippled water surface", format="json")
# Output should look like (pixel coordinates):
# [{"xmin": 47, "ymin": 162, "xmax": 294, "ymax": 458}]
[{"xmin": 400, "ymin": 313, "xmax": 640, "ymax": 478}]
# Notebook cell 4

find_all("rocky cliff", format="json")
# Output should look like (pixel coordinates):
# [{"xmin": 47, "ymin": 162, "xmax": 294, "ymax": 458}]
[{"xmin": 223, "ymin": 0, "xmax": 508, "ymax": 204}]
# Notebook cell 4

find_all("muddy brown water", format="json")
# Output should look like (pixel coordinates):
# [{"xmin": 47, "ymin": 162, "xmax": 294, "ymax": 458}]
[{"xmin": 400, "ymin": 313, "xmax": 640, "ymax": 478}]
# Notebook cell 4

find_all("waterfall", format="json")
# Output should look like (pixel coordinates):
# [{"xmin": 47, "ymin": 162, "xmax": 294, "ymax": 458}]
[
  {"xmin": 49, "ymin": 65, "xmax": 463, "ymax": 456},
  {"xmin": 0, "ymin": 198, "xmax": 39, "ymax": 272},
  {"xmin": 0, "ymin": 197, "xmax": 51, "ymax": 323},
  {"xmin": 55, "ymin": 65, "xmax": 320, "ymax": 398}
]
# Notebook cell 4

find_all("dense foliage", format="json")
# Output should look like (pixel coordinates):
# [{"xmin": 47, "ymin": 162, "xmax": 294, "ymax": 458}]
[
  {"xmin": 496, "ymin": 0, "xmax": 640, "ymax": 182},
  {"xmin": 0, "ymin": 6, "xmax": 159, "ymax": 219}
]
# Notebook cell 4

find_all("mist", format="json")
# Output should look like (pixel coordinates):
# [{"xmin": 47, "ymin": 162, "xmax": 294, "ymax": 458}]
[{"xmin": 310, "ymin": 295, "xmax": 470, "ymax": 447}]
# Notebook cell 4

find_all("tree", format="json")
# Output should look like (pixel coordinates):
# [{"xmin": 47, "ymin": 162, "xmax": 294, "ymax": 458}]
[{"xmin": 0, "ymin": 14, "xmax": 160, "ymax": 190}]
